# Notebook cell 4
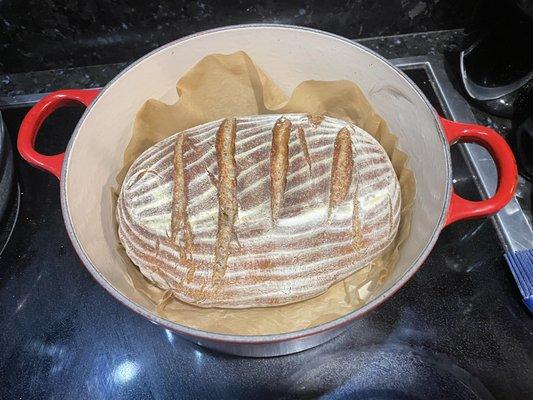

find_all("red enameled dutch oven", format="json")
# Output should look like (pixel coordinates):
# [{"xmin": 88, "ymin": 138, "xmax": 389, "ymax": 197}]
[{"xmin": 17, "ymin": 25, "xmax": 517, "ymax": 357}]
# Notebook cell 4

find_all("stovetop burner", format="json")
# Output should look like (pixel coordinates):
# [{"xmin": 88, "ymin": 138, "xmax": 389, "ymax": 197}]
[{"xmin": 0, "ymin": 58, "xmax": 532, "ymax": 400}]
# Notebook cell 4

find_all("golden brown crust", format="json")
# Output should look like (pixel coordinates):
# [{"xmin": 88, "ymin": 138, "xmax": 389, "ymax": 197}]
[
  {"xmin": 328, "ymin": 128, "xmax": 353, "ymax": 218},
  {"xmin": 387, "ymin": 194, "xmax": 393, "ymax": 240},
  {"xmin": 297, "ymin": 126, "xmax": 312, "ymax": 173},
  {"xmin": 351, "ymin": 175, "xmax": 364, "ymax": 254},
  {"xmin": 270, "ymin": 117, "xmax": 292, "ymax": 223},
  {"xmin": 212, "ymin": 118, "xmax": 238, "ymax": 287},
  {"xmin": 170, "ymin": 133, "xmax": 195, "ymax": 278}
]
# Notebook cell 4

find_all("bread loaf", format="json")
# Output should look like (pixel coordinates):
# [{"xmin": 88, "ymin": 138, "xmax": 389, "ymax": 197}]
[{"xmin": 117, "ymin": 114, "xmax": 401, "ymax": 308}]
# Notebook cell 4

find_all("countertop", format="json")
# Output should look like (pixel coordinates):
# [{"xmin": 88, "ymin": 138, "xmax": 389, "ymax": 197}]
[
  {"xmin": 0, "ymin": 29, "xmax": 464, "ymax": 98},
  {"xmin": 0, "ymin": 0, "xmax": 477, "ymax": 73}
]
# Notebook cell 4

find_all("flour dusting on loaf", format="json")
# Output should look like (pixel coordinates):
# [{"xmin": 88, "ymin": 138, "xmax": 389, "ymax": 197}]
[{"xmin": 117, "ymin": 114, "xmax": 401, "ymax": 308}]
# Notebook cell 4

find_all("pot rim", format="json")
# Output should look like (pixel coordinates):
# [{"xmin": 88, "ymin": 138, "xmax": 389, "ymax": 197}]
[{"xmin": 60, "ymin": 23, "xmax": 452, "ymax": 344}]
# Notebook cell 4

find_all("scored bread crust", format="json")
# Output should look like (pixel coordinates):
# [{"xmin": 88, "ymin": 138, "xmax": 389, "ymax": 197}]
[{"xmin": 117, "ymin": 114, "xmax": 401, "ymax": 308}]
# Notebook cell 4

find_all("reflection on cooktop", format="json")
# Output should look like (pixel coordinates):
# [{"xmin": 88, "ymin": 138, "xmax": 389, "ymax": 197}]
[{"xmin": 287, "ymin": 344, "xmax": 494, "ymax": 399}]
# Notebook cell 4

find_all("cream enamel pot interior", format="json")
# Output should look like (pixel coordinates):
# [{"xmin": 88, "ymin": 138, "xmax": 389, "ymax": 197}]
[{"xmin": 17, "ymin": 25, "xmax": 518, "ymax": 357}]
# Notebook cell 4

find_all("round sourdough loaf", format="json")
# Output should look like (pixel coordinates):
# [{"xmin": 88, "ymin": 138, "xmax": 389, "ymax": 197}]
[{"xmin": 117, "ymin": 114, "xmax": 401, "ymax": 308}]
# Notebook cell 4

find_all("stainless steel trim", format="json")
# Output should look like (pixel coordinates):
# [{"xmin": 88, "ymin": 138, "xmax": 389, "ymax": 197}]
[{"xmin": 391, "ymin": 56, "xmax": 533, "ymax": 252}]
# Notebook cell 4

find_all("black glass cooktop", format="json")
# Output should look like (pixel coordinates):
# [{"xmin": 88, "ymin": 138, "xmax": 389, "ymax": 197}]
[{"xmin": 0, "ymin": 66, "xmax": 532, "ymax": 400}]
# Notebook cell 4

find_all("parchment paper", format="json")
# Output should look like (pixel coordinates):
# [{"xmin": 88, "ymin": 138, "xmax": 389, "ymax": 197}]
[{"xmin": 114, "ymin": 51, "xmax": 415, "ymax": 335}]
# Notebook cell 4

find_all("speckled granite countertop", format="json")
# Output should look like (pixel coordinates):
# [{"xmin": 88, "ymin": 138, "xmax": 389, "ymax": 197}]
[
  {"xmin": 0, "ymin": 0, "xmax": 477, "ymax": 73},
  {"xmin": 0, "ymin": 29, "xmax": 464, "ymax": 98}
]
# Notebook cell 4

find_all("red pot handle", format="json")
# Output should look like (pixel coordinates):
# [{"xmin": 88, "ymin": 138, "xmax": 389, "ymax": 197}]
[
  {"xmin": 441, "ymin": 117, "xmax": 518, "ymax": 226},
  {"xmin": 17, "ymin": 89, "xmax": 100, "ymax": 179}
]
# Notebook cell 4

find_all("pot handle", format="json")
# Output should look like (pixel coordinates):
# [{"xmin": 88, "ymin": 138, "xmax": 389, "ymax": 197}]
[
  {"xmin": 17, "ymin": 89, "xmax": 100, "ymax": 179},
  {"xmin": 441, "ymin": 117, "xmax": 518, "ymax": 226}
]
